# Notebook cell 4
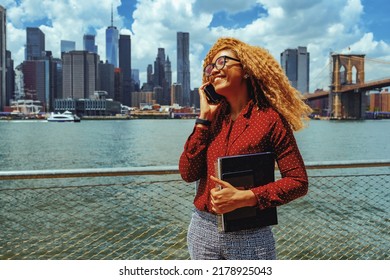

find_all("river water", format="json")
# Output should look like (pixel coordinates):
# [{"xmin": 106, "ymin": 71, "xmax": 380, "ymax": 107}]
[
  {"xmin": 0, "ymin": 119, "xmax": 389, "ymax": 260},
  {"xmin": 0, "ymin": 119, "xmax": 389, "ymax": 171}
]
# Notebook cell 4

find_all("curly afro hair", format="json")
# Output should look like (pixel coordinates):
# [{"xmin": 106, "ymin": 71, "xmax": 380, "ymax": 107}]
[{"xmin": 202, "ymin": 37, "xmax": 312, "ymax": 131}]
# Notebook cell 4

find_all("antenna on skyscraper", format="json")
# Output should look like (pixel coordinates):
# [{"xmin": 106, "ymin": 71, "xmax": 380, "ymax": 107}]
[{"xmin": 111, "ymin": 3, "xmax": 113, "ymax": 26}]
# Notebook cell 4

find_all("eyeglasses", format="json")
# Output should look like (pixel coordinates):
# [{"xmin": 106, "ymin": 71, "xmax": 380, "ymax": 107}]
[{"xmin": 203, "ymin": 55, "xmax": 241, "ymax": 77}]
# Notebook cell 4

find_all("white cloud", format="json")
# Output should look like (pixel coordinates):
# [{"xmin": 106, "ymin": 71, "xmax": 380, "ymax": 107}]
[
  {"xmin": 130, "ymin": 0, "xmax": 211, "ymax": 85},
  {"xmin": 3, "ymin": 0, "xmax": 390, "ymax": 92},
  {"xmin": 192, "ymin": 0, "xmax": 257, "ymax": 14},
  {"xmin": 349, "ymin": 33, "xmax": 390, "ymax": 81}
]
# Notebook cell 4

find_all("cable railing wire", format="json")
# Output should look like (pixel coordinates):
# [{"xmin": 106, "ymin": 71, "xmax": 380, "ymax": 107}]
[{"xmin": 0, "ymin": 161, "xmax": 389, "ymax": 260}]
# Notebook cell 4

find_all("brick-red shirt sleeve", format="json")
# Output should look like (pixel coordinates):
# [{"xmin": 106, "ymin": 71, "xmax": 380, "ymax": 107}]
[
  {"xmin": 179, "ymin": 125, "xmax": 210, "ymax": 182},
  {"xmin": 251, "ymin": 114, "xmax": 308, "ymax": 209}
]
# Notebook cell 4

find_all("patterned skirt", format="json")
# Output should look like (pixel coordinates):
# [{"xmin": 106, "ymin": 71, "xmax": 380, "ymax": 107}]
[{"xmin": 187, "ymin": 209, "xmax": 276, "ymax": 260}]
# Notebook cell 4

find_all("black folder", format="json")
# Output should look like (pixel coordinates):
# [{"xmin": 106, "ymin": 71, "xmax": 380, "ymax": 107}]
[{"xmin": 216, "ymin": 152, "xmax": 278, "ymax": 232}]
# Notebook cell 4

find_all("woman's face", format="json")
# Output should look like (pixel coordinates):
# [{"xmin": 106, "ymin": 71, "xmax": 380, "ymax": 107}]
[{"xmin": 207, "ymin": 49, "xmax": 245, "ymax": 97}]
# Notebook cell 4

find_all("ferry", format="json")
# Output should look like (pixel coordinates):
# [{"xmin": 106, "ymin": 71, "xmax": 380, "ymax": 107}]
[{"xmin": 47, "ymin": 111, "xmax": 81, "ymax": 122}]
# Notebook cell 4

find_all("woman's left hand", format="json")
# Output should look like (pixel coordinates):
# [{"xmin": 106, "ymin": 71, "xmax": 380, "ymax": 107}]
[{"xmin": 209, "ymin": 175, "xmax": 257, "ymax": 214}]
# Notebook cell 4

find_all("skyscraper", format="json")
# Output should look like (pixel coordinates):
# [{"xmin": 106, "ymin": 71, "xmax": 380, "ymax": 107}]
[
  {"xmin": 119, "ymin": 34, "xmax": 131, "ymax": 79},
  {"xmin": 26, "ymin": 27, "xmax": 45, "ymax": 61},
  {"xmin": 99, "ymin": 61, "xmax": 115, "ymax": 99},
  {"xmin": 22, "ymin": 51, "xmax": 60, "ymax": 111},
  {"xmin": 5, "ymin": 50, "xmax": 14, "ymax": 107},
  {"xmin": 280, "ymin": 46, "xmax": 310, "ymax": 93},
  {"xmin": 146, "ymin": 64, "xmax": 152, "ymax": 81},
  {"xmin": 153, "ymin": 48, "xmax": 166, "ymax": 87},
  {"xmin": 153, "ymin": 48, "xmax": 170, "ymax": 105},
  {"xmin": 119, "ymin": 34, "xmax": 131, "ymax": 105},
  {"xmin": 62, "ymin": 51, "xmax": 99, "ymax": 99},
  {"xmin": 105, "ymin": 7, "xmax": 118, "ymax": 67},
  {"xmin": 131, "ymin": 69, "xmax": 140, "ymax": 90},
  {"xmin": 0, "ymin": 5, "xmax": 6, "ymax": 110},
  {"xmin": 177, "ymin": 32, "xmax": 190, "ymax": 106},
  {"xmin": 61, "ymin": 40, "xmax": 75, "ymax": 53},
  {"xmin": 165, "ymin": 56, "xmax": 172, "ymax": 90},
  {"xmin": 171, "ymin": 83, "xmax": 183, "ymax": 106},
  {"xmin": 83, "ymin": 34, "xmax": 97, "ymax": 53}
]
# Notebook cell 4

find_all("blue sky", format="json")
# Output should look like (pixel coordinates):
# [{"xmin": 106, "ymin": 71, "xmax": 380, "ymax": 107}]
[{"xmin": 3, "ymin": 0, "xmax": 390, "ymax": 92}]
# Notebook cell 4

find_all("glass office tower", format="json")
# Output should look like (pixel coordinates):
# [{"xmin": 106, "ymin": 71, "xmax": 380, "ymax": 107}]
[
  {"xmin": 26, "ymin": 27, "xmax": 45, "ymax": 61},
  {"xmin": 0, "ymin": 5, "xmax": 6, "ymax": 110},
  {"xmin": 84, "ymin": 34, "xmax": 97, "ymax": 53},
  {"xmin": 61, "ymin": 40, "xmax": 75, "ymax": 53},
  {"xmin": 177, "ymin": 32, "xmax": 190, "ymax": 106},
  {"xmin": 281, "ymin": 46, "xmax": 310, "ymax": 94},
  {"xmin": 119, "ymin": 34, "xmax": 131, "ymax": 80},
  {"xmin": 119, "ymin": 34, "xmax": 131, "ymax": 105},
  {"xmin": 62, "ymin": 51, "xmax": 99, "ymax": 99},
  {"xmin": 105, "ymin": 9, "xmax": 118, "ymax": 67}
]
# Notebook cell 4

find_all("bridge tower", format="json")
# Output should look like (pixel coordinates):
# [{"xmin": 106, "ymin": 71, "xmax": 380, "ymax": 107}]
[{"xmin": 330, "ymin": 54, "xmax": 367, "ymax": 119}]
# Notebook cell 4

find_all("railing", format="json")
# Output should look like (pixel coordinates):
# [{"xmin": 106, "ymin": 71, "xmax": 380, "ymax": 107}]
[{"xmin": 0, "ymin": 160, "xmax": 389, "ymax": 260}]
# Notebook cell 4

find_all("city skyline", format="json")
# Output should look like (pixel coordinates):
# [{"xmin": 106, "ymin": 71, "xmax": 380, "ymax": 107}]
[{"xmin": 2, "ymin": 0, "xmax": 390, "ymax": 92}]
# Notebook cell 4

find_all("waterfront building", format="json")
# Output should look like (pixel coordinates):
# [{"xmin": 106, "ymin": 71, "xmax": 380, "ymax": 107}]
[
  {"xmin": 153, "ymin": 48, "xmax": 165, "ymax": 87},
  {"xmin": 165, "ymin": 56, "xmax": 172, "ymax": 90},
  {"xmin": 106, "ymin": 8, "xmax": 118, "ymax": 67},
  {"xmin": 62, "ymin": 51, "xmax": 100, "ymax": 100},
  {"xmin": 153, "ymin": 86, "xmax": 164, "ymax": 106},
  {"xmin": 131, "ymin": 91, "xmax": 155, "ymax": 108},
  {"xmin": 21, "ymin": 51, "xmax": 60, "ymax": 112},
  {"xmin": 153, "ymin": 48, "xmax": 170, "ymax": 105},
  {"xmin": 281, "ymin": 46, "xmax": 310, "ymax": 94},
  {"xmin": 171, "ymin": 83, "xmax": 183, "ymax": 106},
  {"xmin": 54, "ymin": 94, "xmax": 121, "ymax": 116},
  {"xmin": 119, "ymin": 34, "xmax": 131, "ymax": 106},
  {"xmin": 114, "ymin": 67, "xmax": 123, "ymax": 103},
  {"xmin": 21, "ymin": 54, "xmax": 45, "ymax": 110},
  {"xmin": 22, "ymin": 60, "xmax": 42, "ymax": 100},
  {"xmin": 146, "ymin": 64, "xmax": 153, "ymax": 85},
  {"xmin": 10, "ymin": 99, "xmax": 43, "ymax": 115},
  {"xmin": 54, "ymin": 58, "xmax": 63, "ymax": 100},
  {"xmin": 98, "ymin": 61, "xmax": 115, "ymax": 99},
  {"xmin": 177, "ymin": 32, "xmax": 190, "ymax": 106},
  {"xmin": 370, "ymin": 89, "xmax": 390, "ymax": 112},
  {"xmin": 54, "ymin": 98, "xmax": 75, "ymax": 112},
  {"xmin": 163, "ymin": 55, "xmax": 171, "ymax": 105},
  {"xmin": 190, "ymin": 87, "xmax": 200, "ymax": 109},
  {"xmin": 83, "ymin": 34, "xmax": 97, "ymax": 53},
  {"xmin": 61, "ymin": 40, "xmax": 75, "ymax": 53},
  {"xmin": 14, "ymin": 64, "xmax": 24, "ymax": 100},
  {"xmin": 6, "ymin": 50, "xmax": 14, "ymax": 108},
  {"xmin": 0, "ymin": 5, "xmax": 6, "ymax": 111},
  {"xmin": 305, "ymin": 89, "xmax": 330, "ymax": 117},
  {"xmin": 26, "ymin": 27, "xmax": 45, "ymax": 61},
  {"xmin": 131, "ymin": 69, "xmax": 140, "ymax": 90},
  {"xmin": 164, "ymin": 56, "xmax": 173, "ymax": 104}
]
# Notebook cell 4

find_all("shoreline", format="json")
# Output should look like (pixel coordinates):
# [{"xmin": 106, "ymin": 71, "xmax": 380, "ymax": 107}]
[{"xmin": 0, "ymin": 114, "xmax": 194, "ymax": 121}]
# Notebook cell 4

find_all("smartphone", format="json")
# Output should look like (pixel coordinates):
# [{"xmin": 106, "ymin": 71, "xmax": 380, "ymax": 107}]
[{"xmin": 204, "ymin": 84, "xmax": 223, "ymax": 104}]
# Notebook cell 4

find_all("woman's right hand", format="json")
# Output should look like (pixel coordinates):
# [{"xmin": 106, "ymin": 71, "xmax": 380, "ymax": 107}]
[{"xmin": 198, "ymin": 83, "xmax": 220, "ymax": 121}]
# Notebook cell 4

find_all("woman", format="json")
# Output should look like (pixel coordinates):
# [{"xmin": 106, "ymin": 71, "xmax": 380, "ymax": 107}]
[{"xmin": 179, "ymin": 37, "xmax": 312, "ymax": 260}]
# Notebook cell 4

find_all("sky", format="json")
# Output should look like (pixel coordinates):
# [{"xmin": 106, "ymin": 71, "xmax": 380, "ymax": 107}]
[{"xmin": 2, "ymin": 0, "xmax": 390, "ymax": 92}]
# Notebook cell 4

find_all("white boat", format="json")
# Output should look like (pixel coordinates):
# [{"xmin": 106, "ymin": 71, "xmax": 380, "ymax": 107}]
[{"xmin": 47, "ymin": 111, "xmax": 81, "ymax": 122}]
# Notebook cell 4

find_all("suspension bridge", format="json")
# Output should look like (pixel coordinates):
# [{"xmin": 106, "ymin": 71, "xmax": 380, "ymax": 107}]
[{"xmin": 305, "ymin": 54, "xmax": 390, "ymax": 119}]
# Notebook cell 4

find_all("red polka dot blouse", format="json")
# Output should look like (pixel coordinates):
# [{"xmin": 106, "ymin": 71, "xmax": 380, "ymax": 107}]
[{"xmin": 179, "ymin": 100, "xmax": 308, "ymax": 213}]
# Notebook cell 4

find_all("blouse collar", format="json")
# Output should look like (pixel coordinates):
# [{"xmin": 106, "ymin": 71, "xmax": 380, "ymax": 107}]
[{"xmin": 220, "ymin": 98, "xmax": 255, "ymax": 122}]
